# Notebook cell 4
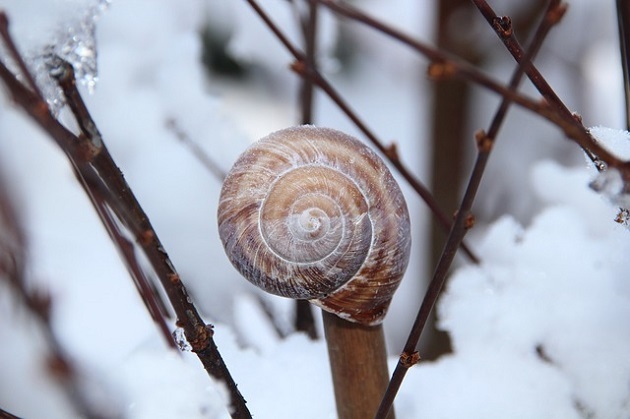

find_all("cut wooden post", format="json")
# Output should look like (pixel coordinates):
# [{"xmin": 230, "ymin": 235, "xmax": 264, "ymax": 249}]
[{"xmin": 322, "ymin": 311, "xmax": 395, "ymax": 419}]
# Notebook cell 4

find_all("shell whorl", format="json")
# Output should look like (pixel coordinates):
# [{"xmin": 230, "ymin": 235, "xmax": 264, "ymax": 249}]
[{"xmin": 217, "ymin": 126, "xmax": 411, "ymax": 325}]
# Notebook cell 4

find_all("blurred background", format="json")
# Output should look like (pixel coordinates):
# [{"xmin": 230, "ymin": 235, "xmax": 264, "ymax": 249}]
[{"xmin": 0, "ymin": 1, "xmax": 626, "ymax": 414}]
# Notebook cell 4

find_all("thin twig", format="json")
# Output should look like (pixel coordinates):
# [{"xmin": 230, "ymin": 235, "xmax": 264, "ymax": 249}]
[
  {"xmin": 244, "ymin": 0, "xmax": 480, "ymax": 264},
  {"xmin": 0, "ymin": 13, "xmax": 43, "ymax": 99},
  {"xmin": 299, "ymin": 0, "xmax": 318, "ymax": 126},
  {"xmin": 375, "ymin": 1, "xmax": 564, "ymax": 417},
  {"xmin": 0, "ymin": 16, "xmax": 251, "ymax": 419},
  {"xmin": 165, "ymin": 118, "xmax": 227, "ymax": 181},
  {"xmin": 472, "ymin": 1, "xmax": 569, "ymax": 115}
]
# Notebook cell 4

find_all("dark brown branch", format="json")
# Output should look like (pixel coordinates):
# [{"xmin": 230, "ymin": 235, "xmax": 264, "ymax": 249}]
[
  {"xmin": 245, "ymin": 0, "xmax": 480, "ymax": 264},
  {"xmin": 472, "ymin": 0, "xmax": 569, "ymax": 115},
  {"xmin": 617, "ymin": 0, "xmax": 630, "ymax": 130},
  {"xmin": 50, "ymin": 57, "xmax": 103, "ymax": 148},
  {"xmin": 0, "ymin": 406, "xmax": 21, "ymax": 419},
  {"xmin": 375, "ymin": 2, "xmax": 564, "ymax": 417},
  {"xmin": 0, "ymin": 13, "xmax": 43, "ymax": 99},
  {"xmin": 300, "ymin": 0, "xmax": 318, "ymax": 126},
  {"xmin": 0, "ymin": 16, "xmax": 251, "ymax": 419},
  {"xmin": 471, "ymin": 0, "xmax": 608, "ymax": 168},
  {"xmin": 52, "ymin": 60, "xmax": 176, "ymax": 349}
]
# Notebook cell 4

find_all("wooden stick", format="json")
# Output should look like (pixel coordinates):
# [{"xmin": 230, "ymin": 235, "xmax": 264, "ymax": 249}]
[{"xmin": 322, "ymin": 311, "xmax": 394, "ymax": 419}]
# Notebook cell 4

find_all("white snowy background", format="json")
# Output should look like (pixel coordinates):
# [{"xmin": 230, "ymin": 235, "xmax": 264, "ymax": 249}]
[{"xmin": 0, "ymin": 0, "xmax": 629, "ymax": 418}]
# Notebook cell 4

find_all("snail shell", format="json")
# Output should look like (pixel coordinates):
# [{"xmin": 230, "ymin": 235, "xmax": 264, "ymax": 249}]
[{"xmin": 217, "ymin": 126, "xmax": 411, "ymax": 325}]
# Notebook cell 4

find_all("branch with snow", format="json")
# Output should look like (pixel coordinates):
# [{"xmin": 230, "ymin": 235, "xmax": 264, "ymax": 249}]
[{"xmin": 0, "ymin": 11, "xmax": 250, "ymax": 419}]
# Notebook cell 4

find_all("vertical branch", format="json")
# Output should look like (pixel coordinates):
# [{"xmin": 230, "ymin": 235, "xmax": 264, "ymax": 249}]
[
  {"xmin": 426, "ymin": 0, "xmax": 479, "ymax": 361},
  {"xmin": 300, "ymin": 0, "xmax": 318, "ymax": 125},
  {"xmin": 430, "ymin": 0, "xmax": 478, "ymax": 266},
  {"xmin": 294, "ymin": 0, "xmax": 320, "ymax": 340},
  {"xmin": 298, "ymin": 5, "xmax": 392, "ymax": 416},
  {"xmin": 617, "ymin": 0, "xmax": 630, "ymax": 130}
]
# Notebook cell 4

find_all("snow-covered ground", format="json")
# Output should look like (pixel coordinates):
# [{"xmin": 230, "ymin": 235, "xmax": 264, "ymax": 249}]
[{"xmin": 0, "ymin": 1, "xmax": 629, "ymax": 418}]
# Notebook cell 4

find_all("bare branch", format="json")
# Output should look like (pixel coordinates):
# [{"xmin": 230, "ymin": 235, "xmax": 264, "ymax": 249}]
[
  {"xmin": 617, "ymin": 0, "xmax": 630, "ymax": 130},
  {"xmin": 295, "ymin": 0, "xmax": 320, "ymax": 339},
  {"xmin": 165, "ymin": 117, "xmax": 227, "ymax": 181}
]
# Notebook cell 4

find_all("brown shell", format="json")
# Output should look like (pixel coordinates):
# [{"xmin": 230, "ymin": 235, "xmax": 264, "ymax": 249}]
[{"xmin": 217, "ymin": 125, "xmax": 411, "ymax": 325}]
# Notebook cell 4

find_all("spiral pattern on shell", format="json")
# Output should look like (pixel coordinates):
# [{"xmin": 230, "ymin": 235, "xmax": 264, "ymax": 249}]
[{"xmin": 217, "ymin": 126, "xmax": 411, "ymax": 325}]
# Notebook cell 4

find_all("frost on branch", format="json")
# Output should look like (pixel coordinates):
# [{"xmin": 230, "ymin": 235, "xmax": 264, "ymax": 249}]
[{"xmin": 0, "ymin": 0, "xmax": 110, "ymax": 114}]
